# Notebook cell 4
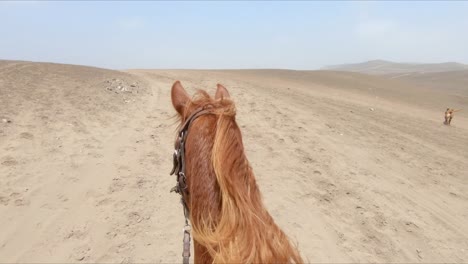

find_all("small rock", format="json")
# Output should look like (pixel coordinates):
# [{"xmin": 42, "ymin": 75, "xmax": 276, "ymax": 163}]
[
  {"xmin": 369, "ymin": 108, "xmax": 375, "ymax": 111},
  {"xmin": 2, "ymin": 118, "xmax": 11, "ymax": 123}
]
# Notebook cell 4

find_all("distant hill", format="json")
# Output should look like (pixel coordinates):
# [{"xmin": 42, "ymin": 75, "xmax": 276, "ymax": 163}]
[
  {"xmin": 323, "ymin": 60, "xmax": 468, "ymax": 75},
  {"xmin": 225, "ymin": 68, "xmax": 467, "ymax": 109},
  {"xmin": 383, "ymin": 69, "xmax": 468, "ymax": 97}
]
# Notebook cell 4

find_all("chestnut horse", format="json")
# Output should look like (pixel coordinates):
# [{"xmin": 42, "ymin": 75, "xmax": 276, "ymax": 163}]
[{"xmin": 170, "ymin": 81, "xmax": 303, "ymax": 263}]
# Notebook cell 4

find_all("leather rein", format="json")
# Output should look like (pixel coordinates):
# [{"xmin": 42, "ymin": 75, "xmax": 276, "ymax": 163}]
[{"xmin": 170, "ymin": 107, "xmax": 212, "ymax": 264}]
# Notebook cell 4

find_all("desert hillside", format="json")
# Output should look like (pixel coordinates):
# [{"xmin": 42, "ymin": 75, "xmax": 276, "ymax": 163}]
[
  {"xmin": 1, "ymin": 61, "xmax": 467, "ymax": 263},
  {"xmin": 385, "ymin": 70, "xmax": 468, "ymax": 96},
  {"xmin": 325, "ymin": 59, "xmax": 468, "ymax": 75}
]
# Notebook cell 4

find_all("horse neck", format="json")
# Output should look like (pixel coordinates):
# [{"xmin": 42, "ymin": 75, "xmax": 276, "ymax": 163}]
[
  {"xmin": 184, "ymin": 113, "xmax": 263, "ymax": 224},
  {"xmin": 184, "ymin": 113, "xmax": 303, "ymax": 263},
  {"xmin": 185, "ymin": 114, "xmax": 221, "ymax": 223},
  {"xmin": 184, "ymin": 114, "xmax": 219, "ymax": 264}
]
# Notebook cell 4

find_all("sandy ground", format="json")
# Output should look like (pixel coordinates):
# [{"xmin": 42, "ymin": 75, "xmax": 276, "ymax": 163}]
[{"xmin": 0, "ymin": 61, "xmax": 467, "ymax": 263}]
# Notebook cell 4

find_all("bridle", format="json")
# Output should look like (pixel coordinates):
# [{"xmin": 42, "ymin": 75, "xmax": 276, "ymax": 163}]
[{"xmin": 170, "ymin": 106, "xmax": 213, "ymax": 264}]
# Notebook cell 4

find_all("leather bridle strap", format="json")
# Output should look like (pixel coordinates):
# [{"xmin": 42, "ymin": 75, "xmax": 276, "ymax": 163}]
[
  {"xmin": 170, "ymin": 107, "xmax": 212, "ymax": 193},
  {"xmin": 170, "ymin": 106, "xmax": 213, "ymax": 264}
]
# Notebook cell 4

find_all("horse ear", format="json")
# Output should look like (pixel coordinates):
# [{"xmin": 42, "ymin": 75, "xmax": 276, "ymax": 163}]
[
  {"xmin": 171, "ymin": 81, "xmax": 190, "ymax": 115},
  {"xmin": 215, "ymin": 84, "xmax": 230, "ymax": 100}
]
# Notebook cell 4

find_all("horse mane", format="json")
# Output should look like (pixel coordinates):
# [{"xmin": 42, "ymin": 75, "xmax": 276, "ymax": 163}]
[{"xmin": 185, "ymin": 90, "xmax": 303, "ymax": 263}]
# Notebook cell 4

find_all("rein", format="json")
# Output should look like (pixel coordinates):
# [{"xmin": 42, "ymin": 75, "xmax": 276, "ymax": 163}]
[{"xmin": 170, "ymin": 107, "xmax": 212, "ymax": 264}]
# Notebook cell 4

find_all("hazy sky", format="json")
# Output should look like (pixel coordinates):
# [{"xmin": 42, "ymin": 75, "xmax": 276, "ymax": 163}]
[{"xmin": 1, "ymin": 1, "xmax": 467, "ymax": 70}]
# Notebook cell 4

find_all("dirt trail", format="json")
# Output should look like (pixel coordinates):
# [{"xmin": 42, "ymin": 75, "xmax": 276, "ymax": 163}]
[{"xmin": 1, "ymin": 64, "xmax": 467, "ymax": 262}]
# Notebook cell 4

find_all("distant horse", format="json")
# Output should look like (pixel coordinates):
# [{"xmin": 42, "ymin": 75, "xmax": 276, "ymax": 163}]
[
  {"xmin": 170, "ymin": 81, "xmax": 303, "ymax": 263},
  {"xmin": 444, "ymin": 108, "xmax": 461, "ymax": 125}
]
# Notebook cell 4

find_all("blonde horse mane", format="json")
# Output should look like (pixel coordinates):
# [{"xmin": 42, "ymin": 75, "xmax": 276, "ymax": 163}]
[{"xmin": 185, "ymin": 90, "xmax": 303, "ymax": 263}]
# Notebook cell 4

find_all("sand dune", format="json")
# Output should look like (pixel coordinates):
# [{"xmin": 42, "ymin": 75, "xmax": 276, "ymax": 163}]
[
  {"xmin": 385, "ymin": 70, "xmax": 468, "ymax": 97},
  {"xmin": 325, "ymin": 59, "xmax": 468, "ymax": 75},
  {"xmin": 1, "ymin": 61, "xmax": 467, "ymax": 263}
]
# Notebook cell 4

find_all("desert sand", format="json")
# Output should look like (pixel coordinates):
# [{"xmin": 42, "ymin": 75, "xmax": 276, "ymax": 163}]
[{"xmin": 1, "ymin": 60, "xmax": 467, "ymax": 263}]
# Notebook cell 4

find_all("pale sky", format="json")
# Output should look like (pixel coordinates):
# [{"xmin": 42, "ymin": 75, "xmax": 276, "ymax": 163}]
[{"xmin": 1, "ymin": 1, "xmax": 467, "ymax": 70}]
